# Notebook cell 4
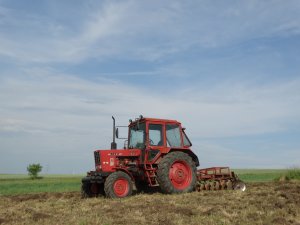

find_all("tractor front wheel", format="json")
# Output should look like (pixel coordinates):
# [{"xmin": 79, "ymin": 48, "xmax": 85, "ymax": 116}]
[
  {"xmin": 104, "ymin": 171, "xmax": 133, "ymax": 198},
  {"xmin": 157, "ymin": 151, "xmax": 197, "ymax": 194}
]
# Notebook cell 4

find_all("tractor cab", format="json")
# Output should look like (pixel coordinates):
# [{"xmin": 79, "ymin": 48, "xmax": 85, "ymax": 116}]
[
  {"xmin": 122, "ymin": 116, "xmax": 196, "ymax": 165},
  {"xmin": 127, "ymin": 116, "xmax": 192, "ymax": 150}
]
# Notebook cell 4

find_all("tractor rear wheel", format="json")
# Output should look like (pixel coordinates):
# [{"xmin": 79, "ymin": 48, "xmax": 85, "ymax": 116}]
[
  {"xmin": 157, "ymin": 151, "xmax": 197, "ymax": 194},
  {"xmin": 104, "ymin": 171, "xmax": 133, "ymax": 198}
]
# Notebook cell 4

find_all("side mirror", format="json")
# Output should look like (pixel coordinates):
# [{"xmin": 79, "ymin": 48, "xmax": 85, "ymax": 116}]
[{"xmin": 116, "ymin": 128, "xmax": 119, "ymax": 138}]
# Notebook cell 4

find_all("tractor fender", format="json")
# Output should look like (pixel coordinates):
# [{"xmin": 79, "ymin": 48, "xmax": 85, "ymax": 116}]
[
  {"xmin": 169, "ymin": 149, "xmax": 200, "ymax": 167},
  {"xmin": 116, "ymin": 168, "xmax": 135, "ymax": 181}
]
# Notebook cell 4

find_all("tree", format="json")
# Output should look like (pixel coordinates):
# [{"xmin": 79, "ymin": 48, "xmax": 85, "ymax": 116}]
[{"xmin": 27, "ymin": 163, "xmax": 42, "ymax": 179}]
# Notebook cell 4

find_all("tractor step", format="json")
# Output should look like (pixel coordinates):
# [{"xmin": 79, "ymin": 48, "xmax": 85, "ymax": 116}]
[
  {"xmin": 146, "ymin": 171, "xmax": 158, "ymax": 186},
  {"xmin": 144, "ymin": 164, "xmax": 158, "ymax": 186}
]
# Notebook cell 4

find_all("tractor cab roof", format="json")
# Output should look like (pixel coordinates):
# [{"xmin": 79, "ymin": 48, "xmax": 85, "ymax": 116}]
[{"xmin": 129, "ymin": 116, "xmax": 181, "ymax": 127}]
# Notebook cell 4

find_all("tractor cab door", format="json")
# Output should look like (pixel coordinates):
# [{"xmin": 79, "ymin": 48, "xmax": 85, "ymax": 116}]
[
  {"xmin": 165, "ymin": 123, "xmax": 183, "ymax": 148},
  {"xmin": 145, "ymin": 123, "xmax": 165, "ymax": 163}
]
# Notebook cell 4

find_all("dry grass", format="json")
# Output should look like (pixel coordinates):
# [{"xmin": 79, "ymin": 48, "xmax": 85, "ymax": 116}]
[{"xmin": 0, "ymin": 182, "xmax": 300, "ymax": 225}]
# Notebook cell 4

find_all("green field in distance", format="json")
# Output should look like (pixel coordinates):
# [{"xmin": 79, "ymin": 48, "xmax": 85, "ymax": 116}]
[
  {"xmin": 0, "ymin": 169, "xmax": 296, "ymax": 195},
  {"xmin": 0, "ymin": 174, "xmax": 82, "ymax": 195},
  {"xmin": 233, "ymin": 169, "xmax": 287, "ymax": 182}
]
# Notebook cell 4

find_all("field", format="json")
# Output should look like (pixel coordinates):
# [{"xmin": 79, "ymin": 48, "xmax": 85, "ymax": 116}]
[
  {"xmin": 0, "ymin": 174, "xmax": 81, "ymax": 195},
  {"xmin": 0, "ymin": 170, "xmax": 300, "ymax": 225}
]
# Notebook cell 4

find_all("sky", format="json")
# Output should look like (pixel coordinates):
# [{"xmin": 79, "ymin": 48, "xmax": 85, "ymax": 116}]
[{"xmin": 0, "ymin": 0, "xmax": 300, "ymax": 174}]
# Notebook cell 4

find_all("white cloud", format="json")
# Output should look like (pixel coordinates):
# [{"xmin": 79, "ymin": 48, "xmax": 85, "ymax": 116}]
[
  {"xmin": 1, "ymin": 1, "xmax": 300, "ymax": 63},
  {"xmin": 1, "ymin": 69, "xmax": 299, "ymax": 172},
  {"xmin": 195, "ymin": 141, "xmax": 300, "ymax": 169},
  {"xmin": 1, "ymin": 69, "xmax": 300, "ymax": 138}
]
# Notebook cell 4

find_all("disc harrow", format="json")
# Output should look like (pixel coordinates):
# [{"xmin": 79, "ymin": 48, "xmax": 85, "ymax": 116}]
[{"xmin": 196, "ymin": 167, "xmax": 246, "ymax": 191}]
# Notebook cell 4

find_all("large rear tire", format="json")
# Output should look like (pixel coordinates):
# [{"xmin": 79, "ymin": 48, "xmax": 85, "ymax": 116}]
[
  {"xmin": 104, "ymin": 171, "xmax": 133, "ymax": 198},
  {"xmin": 157, "ymin": 151, "xmax": 197, "ymax": 194}
]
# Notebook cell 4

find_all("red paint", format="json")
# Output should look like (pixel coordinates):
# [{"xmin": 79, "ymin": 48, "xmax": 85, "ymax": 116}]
[
  {"xmin": 85, "ymin": 117, "xmax": 199, "ymax": 193},
  {"xmin": 113, "ymin": 178, "xmax": 129, "ymax": 197},
  {"xmin": 169, "ymin": 160, "xmax": 192, "ymax": 190},
  {"xmin": 93, "ymin": 118, "xmax": 195, "ymax": 173},
  {"xmin": 197, "ymin": 167, "xmax": 234, "ymax": 181}
]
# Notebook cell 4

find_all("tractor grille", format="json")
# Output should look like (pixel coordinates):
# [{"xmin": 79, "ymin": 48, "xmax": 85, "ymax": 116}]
[{"xmin": 94, "ymin": 151, "xmax": 100, "ymax": 165}]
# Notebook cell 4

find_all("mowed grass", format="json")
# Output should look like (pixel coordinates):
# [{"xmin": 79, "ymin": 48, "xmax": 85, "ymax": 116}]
[
  {"xmin": 1, "ymin": 170, "xmax": 300, "ymax": 225},
  {"xmin": 0, "ymin": 174, "xmax": 82, "ymax": 195},
  {"xmin": 1, "ymin": 182, "xmax": 300, "ymax": 225}
]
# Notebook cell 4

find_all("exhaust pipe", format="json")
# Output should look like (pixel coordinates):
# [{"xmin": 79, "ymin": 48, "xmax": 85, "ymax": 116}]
[{"xmin": 111, "ymin": 116, "xmax": 117, "ymax": 149}]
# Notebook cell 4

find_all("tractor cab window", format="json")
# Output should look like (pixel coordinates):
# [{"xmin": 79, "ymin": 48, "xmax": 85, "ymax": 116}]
[
  {"xmin": 149, "ymin": 124, "xmax": 163, "ymax": 146},
  {"xmin": 166, "ymin": 124, "xmax": 182, "ymax": 147},
  {"xmin": 183, "ymin": 131, "xmax": 192, "ymax": 147},
  {"xmin": 129, "ymin": 123, "xmax": 145, "ymax": 149}
]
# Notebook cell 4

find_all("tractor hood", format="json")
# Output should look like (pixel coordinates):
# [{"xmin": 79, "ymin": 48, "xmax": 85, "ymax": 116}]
[{"xmin": 94, "ymin": 149, "xmax": 141, "ymax": 172}]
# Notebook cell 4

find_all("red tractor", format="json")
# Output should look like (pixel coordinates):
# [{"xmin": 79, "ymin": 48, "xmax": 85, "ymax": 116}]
[{"xmin": 82, "ymin": 116, "xmax": 245, "ymax": 198}]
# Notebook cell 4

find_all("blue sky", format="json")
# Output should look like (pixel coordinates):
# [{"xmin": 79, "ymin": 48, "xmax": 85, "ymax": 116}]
[{"xmin": 0, "ymin": 0, "xmax": 300, "ymax": 173}]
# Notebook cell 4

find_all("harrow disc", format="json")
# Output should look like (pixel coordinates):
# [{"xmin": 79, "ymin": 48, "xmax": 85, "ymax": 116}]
[
  {"xmin": 233, "ymin": 181, "xmax": 246, "ymax": 191},
  {"xmin": 226, "ymin": 180, "xmax": 233, "ymax": 190},
  {"xmin": 200, "ymin": 183, "xmax": 205, "ymax": 191},
  {"xmin": 214, "ymin": 181, "xmax": 220, "ymax": 190},
  {"xmin": 204, "ymin": 182, "xmax": 211, "ymax": 190},
  {"xmin": 220, "ymin": 180, "xmax": 226, "ymax": 190}
]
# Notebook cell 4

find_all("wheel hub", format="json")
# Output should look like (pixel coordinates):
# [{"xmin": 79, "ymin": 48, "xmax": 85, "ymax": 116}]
[
  {"xmin": 169, "ymin": 161, "xmax": 192, "ymax": 190},
  {"xmin": 113, "ymin": 179, "xmax": 129, "ymax": 197}
]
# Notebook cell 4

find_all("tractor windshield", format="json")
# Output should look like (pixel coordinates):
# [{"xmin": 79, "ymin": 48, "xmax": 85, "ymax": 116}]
[
  {"xmin": 129, "ymin": 123, "xmax": 145, "ymax": 149},
  {"xmin": 183, "ymin": 130, "xmax": 192, "ymax": 147}
]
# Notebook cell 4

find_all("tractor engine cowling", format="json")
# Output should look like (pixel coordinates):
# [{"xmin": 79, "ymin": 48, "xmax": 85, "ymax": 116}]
[{"xmin": 94, "ymin": 149, "xmax": 141, "ymax": 172}]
